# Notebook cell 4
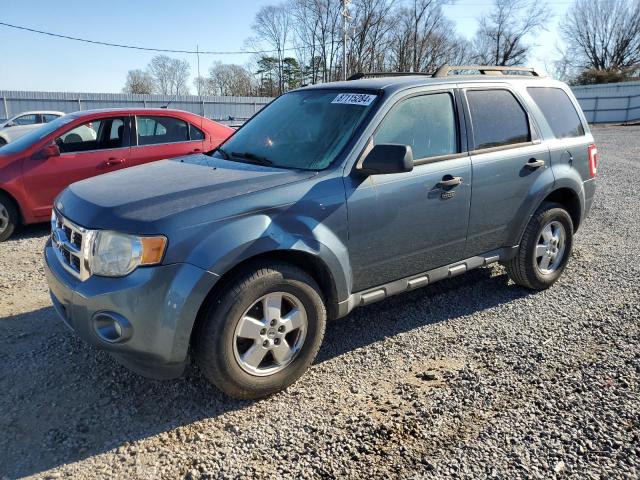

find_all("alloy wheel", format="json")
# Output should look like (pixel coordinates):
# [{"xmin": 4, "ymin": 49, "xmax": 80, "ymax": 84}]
[
  {"xmin": 535, "ymin": 220, "xmax": 566, "ymax": 274},
  {"xmin": 232, "ymin": 292, "xmax": 308, "ymax": 376}
]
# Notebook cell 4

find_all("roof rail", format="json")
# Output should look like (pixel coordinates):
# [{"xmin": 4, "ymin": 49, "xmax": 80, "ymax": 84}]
[
  {"xmin": 433, "ymin": 64, "xmax": 544, "ymax": 78},
  {"xmin": 347, "ymin": 72, "xmax": 432, "ymax": 81}
]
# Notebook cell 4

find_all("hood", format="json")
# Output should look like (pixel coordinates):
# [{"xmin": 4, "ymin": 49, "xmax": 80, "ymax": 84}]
[{"xmin": 57, "ymin": 155, "xmax": 316, "ymax": 232}]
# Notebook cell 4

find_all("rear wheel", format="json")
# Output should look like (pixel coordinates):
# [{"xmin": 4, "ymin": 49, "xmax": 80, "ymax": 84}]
[
  {"xmin": 0, "ymin": 193, "xmax": 18, "ymax": 242},
  {"xmin": 505, "ymin": 202, "xmax": 574, "ymax": 290},
  {"xmin": 194, "ymin": 263, "xmax": 326, "ymax": 399}
]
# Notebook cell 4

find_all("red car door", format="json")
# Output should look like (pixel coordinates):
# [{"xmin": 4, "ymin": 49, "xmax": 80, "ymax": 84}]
[
  {"xmin": 129, "ymin": 114, "xmax": 204, "ymax": 166},
  {"xmin": 22, "ymin": 116, "xmax": 131, "ymax": 220}
]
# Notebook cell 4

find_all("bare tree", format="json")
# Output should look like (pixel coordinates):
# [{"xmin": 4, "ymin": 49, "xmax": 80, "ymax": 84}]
[
  {"xmin": 473, "ymin": 0, "xmax": 548, "ymax": 66},
  {"xmin": 560, "ymin": 0, "xmax": 640, "ymax": 74},
  {"xmin": 208, "ymin": 63, "xmax": 256, "ymax": 96},
  {"xmin": 148, "ymin": 55, "xmax": 191, "ymax": 95},
  {"xmin": 122, "ymin": 69, "xmax": 154, "ymax": 94},
  {"xmin": 251, "ymin": 4, "xmax": 291, "ymax": 94}
]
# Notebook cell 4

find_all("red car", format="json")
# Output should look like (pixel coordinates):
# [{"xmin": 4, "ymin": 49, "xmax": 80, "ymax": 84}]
[{"xmin": 0, "ymin": 108, "xmax": 233, "ymax": 241}]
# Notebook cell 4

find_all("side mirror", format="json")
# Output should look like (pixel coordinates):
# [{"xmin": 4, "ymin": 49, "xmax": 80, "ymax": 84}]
[
  {"xmin": 34, "ymin": 142, "xmax": 60, "ymax": 160},
  {"xmin": 4, "ymin": 121, "xmax": 15, "ymax": 128},
  {"xmin": 357, "ymin": 144, "xmax": 413, "ymax": 176}
]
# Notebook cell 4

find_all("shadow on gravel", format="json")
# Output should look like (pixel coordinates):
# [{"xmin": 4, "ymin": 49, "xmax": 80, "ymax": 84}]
[
  {"xmin": 0, "ymin": 267, "xmax": 533, "ymax": 478},
  {"xmin": 7, "ymin": 222, "xmax": 50, "ymax": 241}
]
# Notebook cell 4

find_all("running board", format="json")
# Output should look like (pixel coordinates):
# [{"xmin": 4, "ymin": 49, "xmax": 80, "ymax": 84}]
[{"xmin": 336, "ymin": 247, "xmax": 516, "ymax": 318}]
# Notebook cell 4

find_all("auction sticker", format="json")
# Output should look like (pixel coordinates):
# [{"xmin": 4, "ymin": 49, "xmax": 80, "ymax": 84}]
[{"xmin": 331, "ymin": 93, "xmax": 377, "ymax": 106}]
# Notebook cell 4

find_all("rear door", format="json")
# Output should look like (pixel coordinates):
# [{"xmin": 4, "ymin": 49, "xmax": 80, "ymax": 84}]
[
  {"xmin": 463, "ymin": 86, "xmax": 553, "ymax": 255},
  {"xmin": 22, "ymin": 115, "xmax": 131, "ymax": 219},
  {"xmin": 129, "ymin": 114, "xmax": 204, "ymax": 166},
  {"xmin": 346, "ymin": 89, "xmax": 472, "ymax": 292}
]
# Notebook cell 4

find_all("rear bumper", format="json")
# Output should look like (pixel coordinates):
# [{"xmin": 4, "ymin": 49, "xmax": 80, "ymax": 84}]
[
  {"xmin": 44, "ymin": 240, "xmax": 219, "ymax": 379},
  {"xmin": 583, "ymin": 177, "xmax": 596, "ymax": 220}
]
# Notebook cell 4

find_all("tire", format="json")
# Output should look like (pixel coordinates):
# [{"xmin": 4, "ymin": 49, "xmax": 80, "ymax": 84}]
[
  {"xmin": 194, "ymin": 262, "xmax": 327, "ymax": 399},
  {"xmin": 0, "ymin": 138, "xmax": 7, "ymax": 147},
  {"xmin": 505, "ymin": 202, "xmax": 574, "ymax": 290},
  {"xmin": 0, "ymin": 192, "xmax": 18, "ymax": 242}
]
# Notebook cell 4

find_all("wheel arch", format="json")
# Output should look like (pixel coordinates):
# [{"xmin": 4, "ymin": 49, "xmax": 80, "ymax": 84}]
[
  {"xmin": 0, "ymin": 187, "xmax": 24, "ymax": 224},
  {"xmin": 542, "ymin": 187, "xmax": 582, "ymax": 232},
  {"xmin": 190, "ymin": 249, "xmax": 340, "ymax": 350}
]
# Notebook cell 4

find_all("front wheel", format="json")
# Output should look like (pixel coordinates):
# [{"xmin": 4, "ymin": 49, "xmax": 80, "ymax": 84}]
[
  {"xmin": 0, "ymin": 193, "xmax": 18, "ymax": 242},
  {"xmin": 194, "ymin": 263, "xmax": 326, "ymax": 399},
  {"xmin": 505, "ymin": 202, "xmax": 574, "ymax": 290}
]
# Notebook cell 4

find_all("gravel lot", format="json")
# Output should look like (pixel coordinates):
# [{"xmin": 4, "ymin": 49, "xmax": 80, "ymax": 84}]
[{"xmin": 1, "ymin": 126, "xmax": 638, "ymax": 480}]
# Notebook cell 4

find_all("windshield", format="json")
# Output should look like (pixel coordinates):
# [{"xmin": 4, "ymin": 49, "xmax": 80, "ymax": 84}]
[
  {"xmin": 215, "ymin": 90, "xmax": 378, "ymax": 170},
  {"xmin": 0, "ymin": 115, "xmax": 75, "ymax": 154}
]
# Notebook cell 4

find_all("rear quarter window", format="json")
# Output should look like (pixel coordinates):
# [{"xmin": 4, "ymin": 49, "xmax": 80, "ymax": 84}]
[{"xmin": 527, "ymin": 87, "xmax": 585, "ymax": 139}]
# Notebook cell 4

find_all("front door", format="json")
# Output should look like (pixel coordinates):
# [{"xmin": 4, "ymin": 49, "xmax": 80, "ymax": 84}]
[
  {"xmin": 346, "ymin": 90, "xmax": 471, "ymax": 292},
  {"xmin": 22, "ymin": 115, "xmax": 130, "ymax": 219}
]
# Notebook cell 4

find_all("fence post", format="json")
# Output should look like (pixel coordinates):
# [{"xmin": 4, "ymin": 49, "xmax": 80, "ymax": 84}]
[
  {"xmin": 77, "ymin": 98, "xmax": 82, "ymax": 111},
  {"xmin": 593, "ymin": 96, "xmax": 598, "ymax": 123},
  {"xmin": 626, "ymin": 95, "xmax": 631, "ymax": 124},
  {"xmin": 2, "ymin": 97, "xmax": 8, "ymax": 119}
]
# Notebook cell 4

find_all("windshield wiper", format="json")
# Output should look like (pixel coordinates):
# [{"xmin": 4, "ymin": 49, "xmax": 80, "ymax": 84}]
[
  {"xmin": 230, "ymin": 151, "xmax": 273, "ymax": 166},
  {"xmin": 210, "ymin": 146, "xmax": 230, "ymax": 159}
]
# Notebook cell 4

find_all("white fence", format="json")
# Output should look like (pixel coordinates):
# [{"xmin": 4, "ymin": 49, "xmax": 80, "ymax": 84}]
[
  {"xmin": 0, "ymin": 91, "xmax": 274, "ymax": 125},
  {"xmin": 571, "ymin": 81, "xmax": 640, "ymax": 124},
  {"xmin": 2, "ymin": 83, "xmax": 639, "ymax": 125}
]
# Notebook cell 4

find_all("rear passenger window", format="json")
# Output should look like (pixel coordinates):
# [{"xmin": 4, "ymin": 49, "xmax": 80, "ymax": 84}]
[
  {"xmin": 467, "ymin": 89, "xmax": 531, "ymax": 150},
  {"xmin": 189, "ymin": 124, "xmax": 205, "ymax": 141},
  {"xmin": 527, "ymin": 87, "xmax": 585, "ymax": 139},
  {"xmin": 374, "ymin": 93, "xmax": 457, "ymax": 160},
  {"xmin": 136, "ymin": 116, "xmax": 189, "ymax": 146}
]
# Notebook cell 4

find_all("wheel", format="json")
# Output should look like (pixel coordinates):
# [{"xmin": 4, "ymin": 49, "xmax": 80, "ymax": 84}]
[
  {"xmin": 0, "ymin": 193, "xmax": 18, "ymax": 242},
  {"xmin": 0, "ymin": 138, "xmax": 7, "ymax": 147},
  {"xmin": 505, "ymin": 202, "xmax": 574, "ymax": 290},
  {"xmin": 194, "ymin": 263, "xmax": 326, "ymax": 399}
]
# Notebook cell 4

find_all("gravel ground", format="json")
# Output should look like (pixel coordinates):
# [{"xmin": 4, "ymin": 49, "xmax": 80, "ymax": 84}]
[{"xmin": 1, "ymin": 126, "xmax": 638, "ymax": 480}]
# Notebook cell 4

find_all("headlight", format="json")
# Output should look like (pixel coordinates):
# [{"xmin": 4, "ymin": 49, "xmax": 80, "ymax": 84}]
[{"xmin": 87, "ymin": 230, "xmax": 167, "ymax": 277}]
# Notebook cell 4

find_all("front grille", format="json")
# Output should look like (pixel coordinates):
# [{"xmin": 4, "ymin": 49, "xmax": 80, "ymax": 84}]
[{"xmin": 51, "ymin": 211, "xmax": 90, "ymax": 280}]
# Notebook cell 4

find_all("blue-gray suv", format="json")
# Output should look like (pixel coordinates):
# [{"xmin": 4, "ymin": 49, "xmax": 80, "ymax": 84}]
[{"xmin": 44, "ymin": 65, "xmax": 598, "ymax": 398}]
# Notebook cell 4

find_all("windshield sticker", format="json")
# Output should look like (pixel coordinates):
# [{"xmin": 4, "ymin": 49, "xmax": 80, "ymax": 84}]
[{"xmin": 331, "ymin": 93, "xmax": 377, "ymax": 106}]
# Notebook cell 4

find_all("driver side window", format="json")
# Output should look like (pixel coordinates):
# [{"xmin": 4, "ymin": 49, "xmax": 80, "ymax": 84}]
[
  {"xmin": 56, "ymin": 117, "xmax": 127, "ymax": 154},
  {"xmin": 14, "ymin": 114, "xmax": 38, "ymax": 126},
  {"xmin": 374, "ymin": 92, "xmax": 458, "ymax": 161}
]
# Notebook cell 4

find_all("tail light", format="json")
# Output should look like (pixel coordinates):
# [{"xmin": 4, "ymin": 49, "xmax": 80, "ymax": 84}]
[{"xmin": 588, "ymin": 144, "xmax": 598, "ymax": 177}]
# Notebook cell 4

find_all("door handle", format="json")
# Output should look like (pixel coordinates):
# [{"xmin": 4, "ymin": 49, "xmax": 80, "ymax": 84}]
[
  {"xmin": 192, "ymin": 148, "xmax": 202, "ymax": 153},
  {"xmin": 525, "ymin": 158, "xmax": 545, "ymax": 169},
  {"xmin": 438, "ymin": 175, "xmax": 463, "ymax": 187},
  {"xmin": 105, "ymin": 158, "xmax": 126, "ymax": 167}
]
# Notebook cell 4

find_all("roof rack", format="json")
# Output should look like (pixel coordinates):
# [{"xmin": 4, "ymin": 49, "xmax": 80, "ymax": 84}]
[
  {"xmin": 347, "ymin": 65, "xmax": 544, "ymax": 81},
  {"xmin": 347, "ymin": 72, "xmax": 432, "ymax": 81},
  {"xmin": 432, "ymin": 64, "xmax": 544, "ymax": 77}
]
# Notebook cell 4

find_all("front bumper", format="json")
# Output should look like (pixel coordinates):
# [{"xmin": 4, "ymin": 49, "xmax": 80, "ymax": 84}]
[{"xmin": 44, "ymin": 240, "xmax": 219, "ymax": 379}]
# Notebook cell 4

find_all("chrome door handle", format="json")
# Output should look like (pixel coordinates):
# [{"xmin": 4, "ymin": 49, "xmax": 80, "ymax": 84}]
[
  {"xmin": 105, "ymin": 158, "xmax": 126, "ymax": 167},
  {"xmin": 525, "ymin": 158, "xmax": 545, "ymax": 169},
  {"xmin": 438, "ymin": 175, "xmax": 463, "ymax": 187}
]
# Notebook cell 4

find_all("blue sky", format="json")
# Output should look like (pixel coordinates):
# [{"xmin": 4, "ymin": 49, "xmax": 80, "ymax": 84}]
[{"xmin": 0, "ymin": 0, "xmax": 571, "ymax": 93}]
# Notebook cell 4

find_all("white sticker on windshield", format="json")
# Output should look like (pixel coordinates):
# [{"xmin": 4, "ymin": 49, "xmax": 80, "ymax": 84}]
[{"xmin": 331, "ymin": 93, "xmax": 377, "ymax": 106}]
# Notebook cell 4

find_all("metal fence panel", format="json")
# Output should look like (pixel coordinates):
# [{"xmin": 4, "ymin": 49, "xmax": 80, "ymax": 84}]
[
  {"xmin": 571, "ymin": 82, "xmax": 640, "ymax": 124},
  {"xmin": 0, "ymin": 91, "xmax": 274, "ymax": 124}
]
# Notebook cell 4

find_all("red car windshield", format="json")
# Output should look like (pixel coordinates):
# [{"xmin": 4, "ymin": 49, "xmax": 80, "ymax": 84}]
[{"xmin": 0, "ymin": 115, "xmax": 76, "ymax": 154}]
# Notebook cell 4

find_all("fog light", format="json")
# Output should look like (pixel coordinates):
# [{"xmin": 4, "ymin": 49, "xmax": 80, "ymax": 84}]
[{"xmin": 92, "ymin": 312, "xmax": 132, "ymax": 343}]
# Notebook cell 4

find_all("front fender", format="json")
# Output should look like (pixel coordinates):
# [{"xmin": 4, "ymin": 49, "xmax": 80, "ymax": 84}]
[{"xmin": 176, "ymin": 210, "xmax": 351, "ymax": 302}]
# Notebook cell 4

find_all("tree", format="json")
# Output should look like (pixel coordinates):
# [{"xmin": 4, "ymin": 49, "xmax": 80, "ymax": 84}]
[
  {"xmin": 147, "ymin": 55, "xmax": 191, "ymax": 95},
  {"xmin": 208, "ymin": 63, "xmax": 256, "ymax": 96},
  {"xmin": 559, "ymin": 0, "xmax": 640, "ymax": 78},
  {"xmin": 251, "ymin": 4, "xmax": 291, "ymax": 94},
  {"xmin": 473, "ymin": 0, "xmax": 548, "ymax": 66},
  {"xmin": 122, "ymin": 69, "xmax": 154, "ymax": 94}
]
